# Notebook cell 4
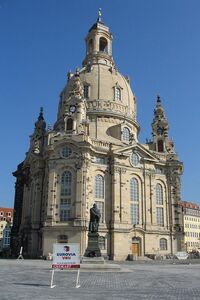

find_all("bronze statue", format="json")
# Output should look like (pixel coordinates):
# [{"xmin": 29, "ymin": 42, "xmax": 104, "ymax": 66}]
[{"xmin": 89, "ymin": 203, "xmax": 101, "ymax": 233}]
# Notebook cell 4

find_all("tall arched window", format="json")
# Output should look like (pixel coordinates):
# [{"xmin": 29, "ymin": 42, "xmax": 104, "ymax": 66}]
[
  {"xmin": 156, "ymin": 183, "xmax": 164, "ymax": 226},
  {"xmin": 95, "ymin": 175, "xmax": 105, "ymax": 223},
  {"xmin": 99, "ymin": 37, "xmax": 108, "ymax": 53},
  {"xmin": 66, "ymin": 118, "xmax": 73, "ymax": 131},
  {"xmin": 160, "ymin": 238, "xmax": 167, "ymax": 250},
  {"xmin": 88, "ymin": 39, "xmax": 93, "ymax": 53},
  {"xmin": 95, "ymin": 175, "xmax": 104, "ymax": 199},
  {"xmin": 158, "ymin": 140, "xmax": 164, "ymax": 152},
  {"xmin": 122, "ymin": 127, "xmax": 130, "ymax": 142},
  {"xmin": 130, "ymin": 178, "xmax": 139, "ymax": 225},
  {"xmin": 130, "ymin": 178, "xmax": 139, "ymax": 201},
  {"xmin": 156, "ymin": 183, "xmax": 163, "ymax": 205},
  {"xmin": 115, "ymin": 87, "xmax": 121, "ymax": 101},
  {"xmin": 60, "ymin": 171, "xmax": 72, "ymax": 221}
]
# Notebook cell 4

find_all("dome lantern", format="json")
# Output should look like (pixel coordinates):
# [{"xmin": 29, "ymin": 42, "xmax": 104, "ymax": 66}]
[{"xmin": 83, "ymin": 9, "xmax": 114, "ymax": 67}]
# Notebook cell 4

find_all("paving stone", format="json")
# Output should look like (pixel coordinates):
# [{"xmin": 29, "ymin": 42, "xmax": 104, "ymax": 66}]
[{"xmin": 0, "ymin": 260, "xmax": 200, "ymax": 299}]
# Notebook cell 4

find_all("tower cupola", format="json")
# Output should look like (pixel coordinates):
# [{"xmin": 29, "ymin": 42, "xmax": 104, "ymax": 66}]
[{"xmin": 82, "ymin": 9, "xmax": 114, "ymax": 68}]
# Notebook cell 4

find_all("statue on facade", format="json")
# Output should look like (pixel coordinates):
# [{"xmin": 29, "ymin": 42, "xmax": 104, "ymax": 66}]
[
  {"xmin": 89, "ymin": 203, "xmax": 101, "ymax": 233},
  {"xmin": 69, "ymin": 71, "xmax": 84, "ymax": 99}
]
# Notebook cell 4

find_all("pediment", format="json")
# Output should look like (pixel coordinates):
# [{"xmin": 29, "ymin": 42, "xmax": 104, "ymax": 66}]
[{"xmin": 113, "ymin": 143, "xmax": 159, "ymax": 163}]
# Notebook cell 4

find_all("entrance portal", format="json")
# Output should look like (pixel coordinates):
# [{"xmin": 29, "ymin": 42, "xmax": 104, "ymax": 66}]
[{"xmin": 132, "ymin": 236, "xmax": 141, "ymax": 256}]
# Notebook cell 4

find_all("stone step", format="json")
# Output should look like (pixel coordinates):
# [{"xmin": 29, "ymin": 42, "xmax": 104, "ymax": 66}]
[
  {"xmin": 80, "ymin": 263, "xmax": 121, "ymax": 270},
  {"xmin": 81, "ymin": 256, "xmax": 105, "ymax": 264}
]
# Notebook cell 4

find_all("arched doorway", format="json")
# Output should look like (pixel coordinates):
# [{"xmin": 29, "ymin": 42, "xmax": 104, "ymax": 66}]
[{"xmin": 132, "ymin": 236, "xmax": 141, "ymax": 256}]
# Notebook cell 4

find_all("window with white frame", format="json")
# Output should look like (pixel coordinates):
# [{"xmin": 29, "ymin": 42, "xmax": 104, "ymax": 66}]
[
  {"xmin": 156, "ymin": 184, "xmax": 163, "ymax": 205},
  {"xmin": 160, "ymin": 238, "xmax": 167, "ymax": 250},
  {"xmin": 114, "ymin": 87, "xmax": 121, "ymax": 101},
  {"xmin": 122, "ymin": 127, "xmax": 130, "ymax": 142},
  {"xmin": 60, "ymin": 171, "xmax": 72, "ymax": 221},
  {"xmin": 130, "ymin": 178, "xmax": 139, "ymax": 225},
  {"xmin": 156, "ymin": 207, "xmax": 164, "ymax": 226}
]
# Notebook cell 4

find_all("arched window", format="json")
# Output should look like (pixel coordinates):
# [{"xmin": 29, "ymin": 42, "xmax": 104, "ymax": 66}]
[
  {"xmin": 95, "ymin": 175, "xmax": 104, "ymax": 199},
  {"xmin": 156, "ymin": 183, "xmax": 163, "ymax": 205},
  {"xmin": 130, "ymin": 178, "xmax": 139, "ymax": 225},
  {"xmin": 84, "ymin": 85, "xmax": 89, "ymax": 99},
  {"xmin": 130, "ymin": 178, "xmax": 139, "ymax": 202},
  {"xmin": 122, "ymin": 127, "xmax": 130, "ymax": 142},
  {"xmin": 115, "ymin": 87, "xmax": 121, "ymax": 101},
  {"xmin": 130, "ymin": 152, "xmax": 139, "ymax": 167},
  {"xmin": 61, "ymin": 171, "xmax": 72, "ymax": 196},
  {"xmin": 99, "ymin": 37, "xmax": 108, "ymax": 53},
  {"xmin": 66, "ymin": 118, "xmax": 73, "ymax": 131},
  {"xmin": 95, "ymin": 175, "xmax": 105, "ymax": 223},
  {"xmin": 156, "ymin": 207, "xmax": 164, "ymax": 226},
  {"xmin": 160, "ymin": 238, "xmax": 167, "ymax": 250},
  {"xmin": 60, "ymin": 171, "xmax": 72, "ymax": 221},
  {"xmin": 158, "ymin": 140, "xmax": 164, "ymax": 152},
  {"xmin": 62, "ymin": 147, "xmax": 72, "ymax": 158},
  {"xmin": 88, "ymin": 39, "xmax": 93, "ymax": 53}
]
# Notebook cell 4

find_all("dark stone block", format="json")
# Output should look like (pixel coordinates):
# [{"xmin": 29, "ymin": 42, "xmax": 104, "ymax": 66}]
[{"xmin": 84, "ymin": 232, "xmax": 101, "ymax": 257}]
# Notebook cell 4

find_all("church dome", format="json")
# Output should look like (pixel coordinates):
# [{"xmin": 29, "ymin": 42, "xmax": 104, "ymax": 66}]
[
  {"xmin": 78, "ymin": 64, "xmax": 136, "ymax": 121},
  {"xmin": 55, "ymin": 12, "xmax": 139, "ymax": 140}
]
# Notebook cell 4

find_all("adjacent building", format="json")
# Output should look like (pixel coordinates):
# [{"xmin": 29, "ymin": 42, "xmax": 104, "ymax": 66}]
[
  {"xmin": 0, "ymin": 207, "xmax": 13, "ymax": 254},
  {"xmin": 11, "ymin": 13, "xmax": 184, "ymax": 260},
  {"xmin": 180, "ymin": 201, "xmax": 200, "ymax": 253}
]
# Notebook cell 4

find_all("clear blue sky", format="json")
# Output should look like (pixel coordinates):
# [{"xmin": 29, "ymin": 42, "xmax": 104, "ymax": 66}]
[{"xmin": 0, "ymin": 0, "xmax": 200, "ymax": 208}]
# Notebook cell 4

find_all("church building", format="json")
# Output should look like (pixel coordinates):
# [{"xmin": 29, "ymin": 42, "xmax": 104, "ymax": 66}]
[{"xmin": 11, "ymin": 13, "xmax": 184, "ymax": 260}]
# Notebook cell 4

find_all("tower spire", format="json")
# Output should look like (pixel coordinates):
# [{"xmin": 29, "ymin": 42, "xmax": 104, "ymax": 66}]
[
  {"xmin": 34, "ymin": 106, "xmax": 46, "ymax": 136},
  {"xmin": 97, "ymin": 8, "xmax": 102, "ymax": 22},
  {"xmin": 151, "ymin": 95, "xmax": 171, "ymax": 152}
]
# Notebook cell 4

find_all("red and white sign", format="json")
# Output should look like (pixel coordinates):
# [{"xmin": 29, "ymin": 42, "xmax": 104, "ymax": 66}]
[{"xmin": 52, "ymin": 243, "xmax": 80, "ymax": 269}]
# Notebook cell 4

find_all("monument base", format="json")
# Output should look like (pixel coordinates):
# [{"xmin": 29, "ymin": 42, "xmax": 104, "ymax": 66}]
[
  {"xmin": 84, "ymin": 232, "xmax": 101, "ymax": 257},
  {"xmin": 81, "ymin": 256, "xmax": 105, "ymax": 264}
]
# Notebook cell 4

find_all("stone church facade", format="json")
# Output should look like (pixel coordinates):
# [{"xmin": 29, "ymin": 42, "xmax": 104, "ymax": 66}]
[{"xmin": 11, "ymin": 15, "xmax": 184, "ymax": 260}]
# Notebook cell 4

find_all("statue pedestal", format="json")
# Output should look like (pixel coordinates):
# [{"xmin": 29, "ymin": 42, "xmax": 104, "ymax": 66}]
[{"xmin": 84, "ymin": 232, "xmax": 101, "ymax": 257}]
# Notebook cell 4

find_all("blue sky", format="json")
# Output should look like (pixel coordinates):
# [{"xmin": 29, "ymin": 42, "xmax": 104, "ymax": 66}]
[{"xmin": 0, "ymin": 0, "xmax": 200, "ymax": 208}]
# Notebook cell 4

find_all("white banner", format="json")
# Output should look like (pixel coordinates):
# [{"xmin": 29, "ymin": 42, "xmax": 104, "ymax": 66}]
[{"xmin": 52, "ymin": 243, "xmax": 80, "ymax": 269}]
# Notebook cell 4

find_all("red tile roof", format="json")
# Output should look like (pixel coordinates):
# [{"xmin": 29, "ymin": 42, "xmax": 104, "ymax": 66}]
[{"xmin": 179, "ymin": 201, "xmax": 200, "ymax": 210}]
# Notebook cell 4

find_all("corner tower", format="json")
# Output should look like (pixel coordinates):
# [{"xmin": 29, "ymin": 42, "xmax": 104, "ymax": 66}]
[{"xmin": 151, "ymin": 96, "xmax": 174, "ymax": 153}]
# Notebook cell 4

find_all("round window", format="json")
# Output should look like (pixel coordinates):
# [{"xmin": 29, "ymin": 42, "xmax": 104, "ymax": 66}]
[
  {"xmin": 130, "ymin": 152, "xmax": 139, "ymax": 167},
  {"xmin": 62, "ymin": 147, "xmax": 72, "ymax": 158}
]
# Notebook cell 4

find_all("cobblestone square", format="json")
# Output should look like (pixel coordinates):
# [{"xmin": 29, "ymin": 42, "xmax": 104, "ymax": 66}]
[{"xmin": 1, "ymin": 260, "xmax": 200, "ymax": 299}]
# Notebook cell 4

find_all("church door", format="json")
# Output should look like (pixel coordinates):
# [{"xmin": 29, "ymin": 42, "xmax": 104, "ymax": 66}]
[
  {"xmin": 132, "ymin": 236, "xmax": 141, "ymax": 256},
  {"xmin": 132, "ymin": 243, "xmax": 139, "ymax": 256}
]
